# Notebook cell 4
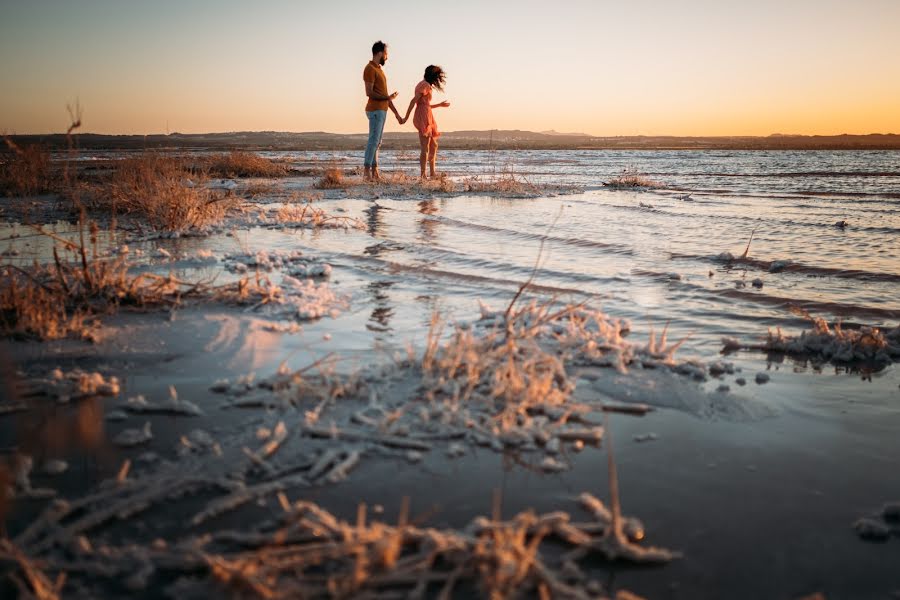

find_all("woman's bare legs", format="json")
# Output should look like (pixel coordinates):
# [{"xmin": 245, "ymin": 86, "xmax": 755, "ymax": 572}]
[
  {"xmin": 418, "ymin": 133, "xmax": 429, "ymax": 178},
  {"xmin": 428, "ymin": 138, "xmax": 439, "ymax": 178}
]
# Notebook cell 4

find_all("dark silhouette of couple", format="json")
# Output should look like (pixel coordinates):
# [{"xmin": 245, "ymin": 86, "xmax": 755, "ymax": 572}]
[{"xmin": 362, "ymin": 40, "xmax": 450, "ymax": 181}]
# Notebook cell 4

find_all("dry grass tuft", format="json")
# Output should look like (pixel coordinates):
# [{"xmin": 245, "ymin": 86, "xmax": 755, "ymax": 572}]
[
  {"xmin": 242, "ymin": 181, "xmax": 279, "ymax": 198},
  {"xmin": 203, "ymin": 151, "xmax": 291, "ymax": 178},
  {"xmin": 724, "ymin": 307, "xmax": 900, "ymax": 366},
  {"xmin": 313, "ymin": 164, "xmax": 348, "ymax": 189},
  {"xmin": 461, "ymin": 170, "xmax": 537, "ymax": 195},
  {"xmin": 421, "ymin": 300, "xmax": 581, "ymax": 431},
  {"xmin": 382, "ymin": 171, "xmax": 457, "ymax": 193},
  {"xmin": 9, "ymin": 483, "xmax": 671, "ymax": 598},
  {"xmin": 82, "ymin": 153, "xmax": 238, "ymax": 231},
  {"xmin": 272, "ymin": 197, "xmax": 365, "ymax": 230},
  {"xmin": 0, "ymin": 221, "xmax": 208, "ymax": 340},
  {"xmin": 0, "ymin": 538, "xmax": 65, "ymax": 600},
  {"xmin": 0, "ymin": 139, "xmax": 54, "ymax": 197},
  {"xmin": 604, "ymin": 168, "xmax": 662, "ymax": 189}
]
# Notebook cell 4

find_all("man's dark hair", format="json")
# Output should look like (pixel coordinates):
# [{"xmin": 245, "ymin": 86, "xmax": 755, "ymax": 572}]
[
  {"xmin": 372, "ymin": 41, "xmax": 387, "ymax": 55},
  {"xmin": 424, "ymin": 65, "xmax": 446, "ymax": 92}
]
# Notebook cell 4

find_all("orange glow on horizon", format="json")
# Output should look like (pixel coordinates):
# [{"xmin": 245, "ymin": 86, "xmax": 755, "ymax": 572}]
[{"xmin": 2, "ymin": 1, "xmax": 899, "ymax": 137}]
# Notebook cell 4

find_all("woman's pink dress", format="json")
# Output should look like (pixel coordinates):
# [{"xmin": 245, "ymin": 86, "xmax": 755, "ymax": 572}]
[{"xmin": 413, "ymin": 80, "xmax": 440, "ymax": 139}]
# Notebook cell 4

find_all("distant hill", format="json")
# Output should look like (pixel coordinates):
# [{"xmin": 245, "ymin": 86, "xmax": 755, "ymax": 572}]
[
  {"xmin": 540, "ymin": 129, "xmax": 590, "ymax": 137},
  {"xmin": 5, "ymin": 130, "xmax": 900, "ymax": 151}
]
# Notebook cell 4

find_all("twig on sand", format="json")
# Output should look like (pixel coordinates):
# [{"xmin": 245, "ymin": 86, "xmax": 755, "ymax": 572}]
[
  {"xmin": 0, "ymin": 539, "xmax": 65, "ymax": 600},
  {"xmin": 568, "ymin": 416, "xmax": 679, "ymax": 565},
  {"xmin": 301, "ymin": 425, "xmax": 432, "ymax": 451}
]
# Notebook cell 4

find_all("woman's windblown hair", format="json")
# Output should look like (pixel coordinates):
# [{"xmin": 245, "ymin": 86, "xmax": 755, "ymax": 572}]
[{"xmin": 424, "ymin": 65, "xmax": 446, "ymax": 91}]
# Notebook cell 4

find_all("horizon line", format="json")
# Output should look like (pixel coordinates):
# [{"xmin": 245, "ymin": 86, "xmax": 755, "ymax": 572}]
[{"xmin": 7, "ymin": 129, "xmax": 900, "ymax": 138}]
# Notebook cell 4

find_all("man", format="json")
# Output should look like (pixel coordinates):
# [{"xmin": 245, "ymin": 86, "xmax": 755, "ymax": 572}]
[{"xmin": 363, "ymin": 40, "xmax": 402, "ymax": 181}]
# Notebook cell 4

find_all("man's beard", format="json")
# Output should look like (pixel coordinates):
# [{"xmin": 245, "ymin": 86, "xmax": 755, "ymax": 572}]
[{"xmin": 379, "ymin": 57, "xmax": 386, "ymax": 66}]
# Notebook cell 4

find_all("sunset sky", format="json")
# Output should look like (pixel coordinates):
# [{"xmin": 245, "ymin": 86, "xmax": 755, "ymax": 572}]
[{"xmin": 2, "ymin": 0, "xmax": 899, "ymax": 136}]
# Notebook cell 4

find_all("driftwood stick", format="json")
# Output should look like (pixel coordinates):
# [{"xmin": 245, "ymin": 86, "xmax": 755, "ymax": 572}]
[{"xmin": 302, "ymin": 425, "xmax": 432, "ymax": 451}]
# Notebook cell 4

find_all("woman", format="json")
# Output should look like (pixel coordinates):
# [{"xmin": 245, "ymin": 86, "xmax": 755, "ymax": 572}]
[{"xmin": 400, "ymin": 65, "xmax": 450, "ymax": 179}]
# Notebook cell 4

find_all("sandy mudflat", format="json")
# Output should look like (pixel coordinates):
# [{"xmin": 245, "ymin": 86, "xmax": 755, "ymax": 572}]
[{"xmin": 2, "ymin": 149, "xmax": 900, "ymax": 599}]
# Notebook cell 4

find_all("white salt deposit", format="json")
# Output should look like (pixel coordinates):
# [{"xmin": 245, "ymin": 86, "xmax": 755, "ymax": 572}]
[
  {"xmin": 223, "ymin": 249, "xmax": 305, "ymax": 273},
  {"xmin": 730, "ymin": 317, "xmax": 900, "ymax": 366},
  {"xmin": 122, "ymin": 390, "xmax": 203, "ymax": 416},
  {"xmin": 113, "ymin": 422, "xmax": 154, "ymax": 447},
  {"xmin": 33, "ymin": 369, "xmax": 121, "ymax": 403},
  {"xmin": 287, "ymin": 262, "xmax": 332, "ymax": 278}
]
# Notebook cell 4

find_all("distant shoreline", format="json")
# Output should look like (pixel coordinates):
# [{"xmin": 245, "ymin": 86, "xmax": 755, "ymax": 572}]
[{"xmin": 5, "ymin": 130, "xmax": 900, "ymax": 151}]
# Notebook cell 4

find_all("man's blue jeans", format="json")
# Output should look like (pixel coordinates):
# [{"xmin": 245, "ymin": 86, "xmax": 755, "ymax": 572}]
[{"xmin": 364, "ymin": 110, "xmax": 387, "ymax": 168}]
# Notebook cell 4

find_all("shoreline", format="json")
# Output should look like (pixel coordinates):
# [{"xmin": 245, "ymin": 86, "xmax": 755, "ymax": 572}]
[{"xmin": 5, "ymin": 132, "xmax": 900, "ymax": 152}]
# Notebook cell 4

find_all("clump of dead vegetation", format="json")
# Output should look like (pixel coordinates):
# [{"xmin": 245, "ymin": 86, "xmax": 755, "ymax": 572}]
[
  {"xmin": 211, "ymin": 260, "xmax": 346, "ymax": 321},
  {"xmin": 603, "ymin": 167, "xmax": 662, "ymax": 189},
  {"xmin": 79, "ymin": 153, "xmax": 239, "ymax": 232},
  {"xmin": 421, "ymin": 302, "xmax": 576, "ymax": 432},
  {"xmin": 399, "ymin": 171, "xmax": 457, "ymax": 193},
  {"xmin": 0, "ymin": 139, "xmax": 54, "ymax": 197},
  {"xmin": 202, "ymin": 151, "xmax": 292, "ymax": 178},
  {"xmin": 460, "ymin": 170, "xmax": 538, "ymax": 196},
  {"xmin": 723, "ymin": 307, "xmax": 900, "ymax": 366},
  {"xmin": 309, "ymin": 162, "xmax": 560, "ymax": 197},
  {"xmin": 269, "ymin": 196, "xmax": 366, "ymax": 230},
  {"xmin": 0, "ymin": 220, "xmax": 208, "ymax": 340},
  {"xmin": 3, "ymin": 463, "xmax": 673, "ymax": 599},
  {"xmin": 314, "ymin": 164, "xmax": 351, "ymax": 189},
  {"xmin": 411, "ymin": 296, "xmax": 688, "ymax": 456}
]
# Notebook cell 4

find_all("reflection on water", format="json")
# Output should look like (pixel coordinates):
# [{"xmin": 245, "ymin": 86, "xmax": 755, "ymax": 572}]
[
  {"xmin": 0, "ymin": 348, "xmax": 109, "ymax": 524},
  {"xmin": 365, "ymin": 202, "xmax": 385, "ymax": 238},
  {"xmin": 366, "ymin": 280, "xmax": 394, "ymax": 335},
  {"xmin": 417, "ymin": 199, "xmax": 440, "ymax": 245}
]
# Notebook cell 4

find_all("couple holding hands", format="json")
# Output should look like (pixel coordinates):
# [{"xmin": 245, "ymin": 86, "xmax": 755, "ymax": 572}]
[{"xmin": 363, "ymin": 40, "xmax": 450, "ymax": 181}]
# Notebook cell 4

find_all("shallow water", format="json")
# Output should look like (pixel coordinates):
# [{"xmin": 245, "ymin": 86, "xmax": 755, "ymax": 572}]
[
  {"xmin": 3, "ymin": 149, "xmax": 900, "ymax": 598},
  {"xmin": 266, "ymin": 149, "xmax": 900, "ymax": 361}
]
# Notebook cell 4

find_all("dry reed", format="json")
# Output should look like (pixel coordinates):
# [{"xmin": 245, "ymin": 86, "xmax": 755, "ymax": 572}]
[
  {"xmin": 203, "ymin": 151, "xmax": 291, "ymax": 178},
  {"xmin": 7, "ymin": 481, "xmax": 670, "ymax": 599},
  {"xmin": 82, "ymin": 153, "xmax": 238, "ymax": 231},
  {"xmin": 0, "ymin": 220, "xmax": 209, "ymax": 340},
  {"xmin": 273, "ymin": 201, "xmax": 366, "ymax": 230},
  {"xmin": 0, "ymin": 139, "xmax": 54, "ymax": 197},
  {"xmin": 461, "ymin": 170, "xmax": 537, "ymax": 195},
  {"xmin": 313, "ymin": 164, "xmax": 348, "ymax": 189},
  {"xmin": 723, "ymin": 307, "xmax": 900, "ymax": 365},
  {"xmin": 604, "ymin": 168, "xmax": 661, "ymax": 189}
]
